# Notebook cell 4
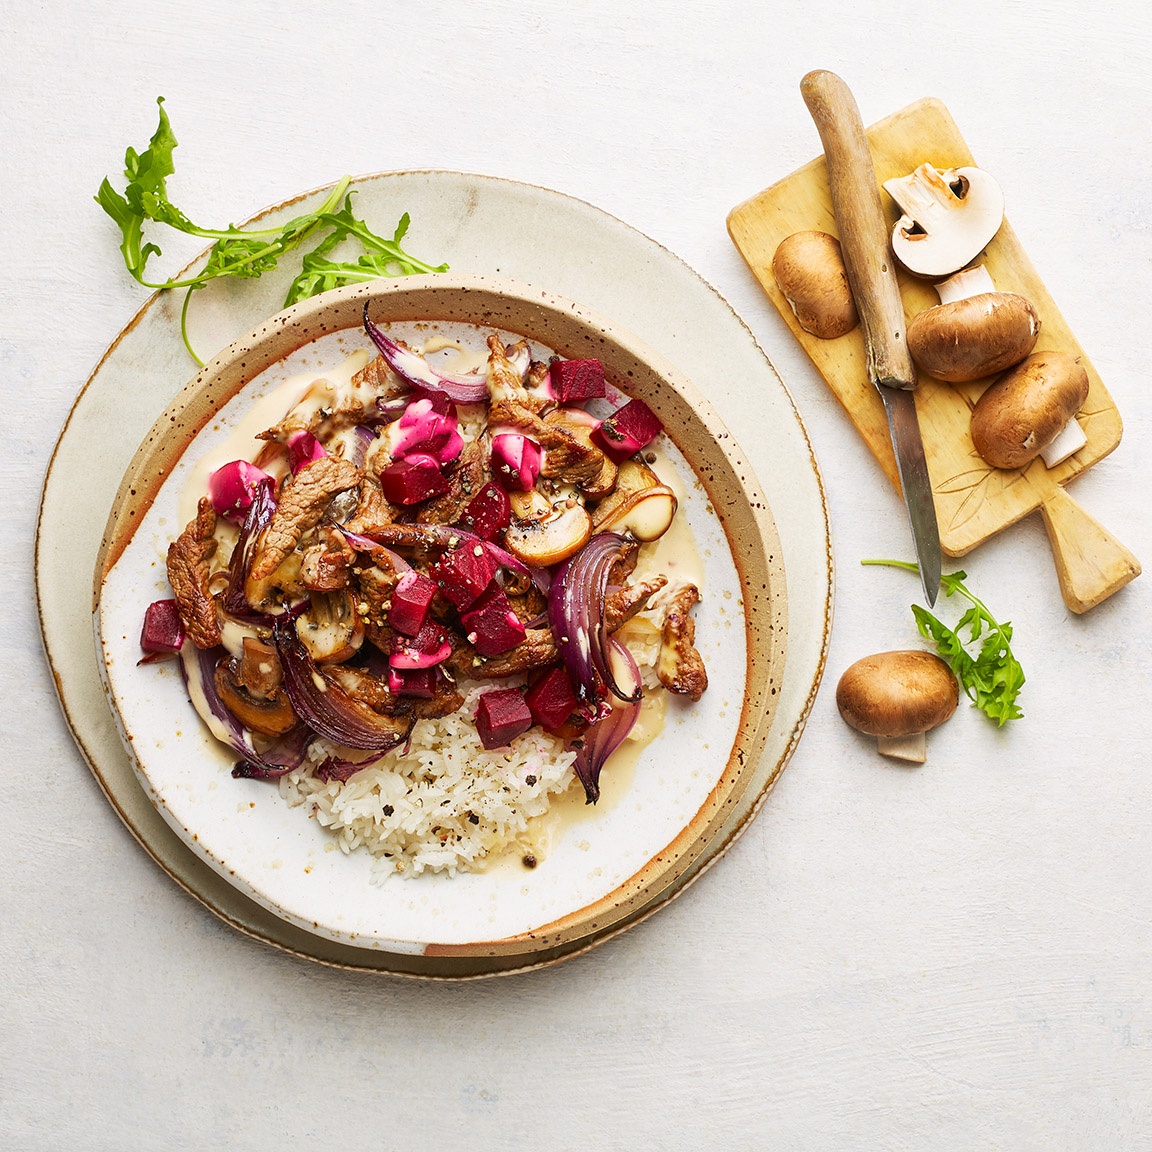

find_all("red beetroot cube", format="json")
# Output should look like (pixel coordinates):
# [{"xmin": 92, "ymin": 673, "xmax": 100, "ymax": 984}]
[
  {"xmin": 387, "ymin": 666, "xmax": 439, "ymax": 699},
  {"xmin": 475, "ymin": 687, "xmax": 533, "ymax": 750},
  {"xmin": 525, "ymin": 664, "xmax": 580, "ymax": 731},
  {"xmin": 389, "ymin": 618, "xmax": 452, "ymax": 669},
  {"xmin": 139, "ymin": 599, "xmax": 185, "ymax": 655},
  {"xmin": 459, "ymin": 583, "xmax": 527, "ymax": 657},
  {"xmin": 456, "ymin": 481, "xmax": 511, "ymax": 541},
  {"xmin": 434, "ymin": 541, "xmax": 497, "ymax": 609},
  {"xmin": 591, "ymin": 398, "xmax": 664, "ymax": 462},
  {"xmin": 549, "ymin": 358, "xmax": 606, "ymax": 403},
  {"xmin": 389, "ymin": 570, "xmax": 438, "ymax": 636},
  {"xmin": 378, "ymin": 457, "xmax": 449, "ymax": 505}
]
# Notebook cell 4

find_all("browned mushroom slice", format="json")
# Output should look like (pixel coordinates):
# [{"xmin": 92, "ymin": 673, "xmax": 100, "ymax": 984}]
[
  {"xmin": 166, "ymin": 497, "xmax": 222, "ymax": 649},
  {"xmin": 656, "ymin": 584, "xmax": 708, "ymax": 701},
  {"xmin": 295, "ymin": 589, "xmax": 365, "ymax": 664},
  {"xmin": 504, "ymin": 502, "xmax": 592, "ymax": 568},
  {"xmin": 214, "ymin": 655, "xmax": 298, "ymax": 736},
  {"xmin": 236, "ymin": 637, "xmax": 285, "ymax": 700},
  {"xmin": 590, "ymin": 458, "xmax": 677, "ymax": 542}
]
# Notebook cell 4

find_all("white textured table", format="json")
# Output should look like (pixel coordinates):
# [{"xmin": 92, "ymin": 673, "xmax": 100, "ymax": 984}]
[{"xmin": 5, "ymin": 1, "xmax": 1150, "ymax": 1146}]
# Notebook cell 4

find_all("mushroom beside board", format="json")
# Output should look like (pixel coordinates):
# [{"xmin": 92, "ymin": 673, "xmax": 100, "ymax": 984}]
[
  {"xmin": 836, "ymin": 649, "xmax": 959, "ymax": 763},
  {"xmin": 771, "ymin": 230, "xmax": 859, "ymax": 338}
]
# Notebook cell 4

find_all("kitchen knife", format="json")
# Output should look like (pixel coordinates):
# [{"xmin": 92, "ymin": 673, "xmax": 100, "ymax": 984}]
[{"xmin": 800, "ymin": 69, "xmax": 942, "ymax": 606}]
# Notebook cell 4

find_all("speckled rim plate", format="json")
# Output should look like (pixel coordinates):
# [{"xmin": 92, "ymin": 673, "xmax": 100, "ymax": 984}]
[{"xmin": 37, "ymin": 171, "xmax": 832, "ymax": 977}]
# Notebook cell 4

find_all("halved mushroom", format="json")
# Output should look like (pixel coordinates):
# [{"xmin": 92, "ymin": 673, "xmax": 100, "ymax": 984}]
[
  {"xmin": 214, "ymin": 654, "xmax": 298, "ymax": 737},
  {"xmin": 295, "ymin": 589, "xmax": 365, "ymax": 664},
  {"xmin": 970, "ymin": 351, "xmax": 1090, "ymax": 470},
  {"xmin": 589, "ymin": 458, "xmax": 677, "ymax": 542},
  {"xmin": 884, "ymin": 163, "xmax": 1005, "ymax": 279},
  {"xmin": 907, "ymin": 265, "xmax": 1040, "ymax": 383},
  {"xmin": 771, "ymin": 230, "xmax": 859, "ymax": 339},
  {"xmin": 504, "ymin": 501, "xmax": 592, "ymax": 567},
  {"xmin": 836, "ymin": 650, "xmax": 958, "ymax": 763}
]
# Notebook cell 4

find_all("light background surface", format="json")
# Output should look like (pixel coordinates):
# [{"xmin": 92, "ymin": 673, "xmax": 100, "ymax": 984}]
[{"xmin": 5, "ymin": 1, "xmax": 1150, "ymax": 1148}]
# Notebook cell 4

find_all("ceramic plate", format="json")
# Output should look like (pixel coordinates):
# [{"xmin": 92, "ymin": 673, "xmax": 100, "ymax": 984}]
[{"xmin": 39, "ymin": 171, "xmax": 831, "ymax": 976}]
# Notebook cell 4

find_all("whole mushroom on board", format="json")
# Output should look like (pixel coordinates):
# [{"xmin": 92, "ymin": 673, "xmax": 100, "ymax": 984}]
[
  {"xmin": 771, "ymin": 230, "xmax": 859, "ymax": 339},
  {"xmin": 836, "ymin": 650, "xmax": 959, "ymax": 763},
  {"xmin": 970, "ymin": 350, "xmax": 1091, "ymax": 470},
  {"xmin": 906, "ymin": 264, "xmax": 1040, "ymax": 383},
  {"xmin": 883, "ymin": 162, "xmax": 1005, "ymax": 279}
]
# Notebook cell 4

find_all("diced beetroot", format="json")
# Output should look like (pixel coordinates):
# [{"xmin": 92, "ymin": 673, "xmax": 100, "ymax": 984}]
[
  {"xmin": 389, "ymin": 618, "xmax": 452, "ymax": 669},
  {"xmin": 459, "ymin": 583, "xmax": 527, "ymax": 657},
  {"xmin": 549, "ymin": 358, "xmax": 606, "ymax": 403},
  {"xmin": 379, "ymin": 456, "xmax": 450, "ymax": 505},
  {"xmin": 389, "ymin": 570, "xmax": 438, "ymax": 637},
  {"xmin": 490, "ymin": 433, "xmax": 542, "ymax": 491},
  {"xmin": 433, "ymin": 542, "xmax": 498, "ymax": 609},
  {"xmin": 475, "ymin": 687, "xmax": 533, "ymax": 750},
  {"xmin": 286, "ymin": 430, "xmax": 327, "ymax": 474},
  {"xmin": 525, "ymin": 664, "xmax": 581, "ymax": 731},
  {"xmin": 392, "ymin": 397, "xmax": 463, "ymax": 466},
  {"xmin": 207, "ymin": 460, "xmax": 274, "ymax": 524},
  {"xmin": 387, "ymin": 666, "xmax": 439, "ymax": 699},
  {"xmin": 139, "ymin": 599, "xmax": 185, "ymax": 655},
  {"xmin": 591, "ymin": 398, "xmax": 664, "ymax": 462},
  {"xmin": 456, "ymin": 481, "xmax": 512, "ymax": 541}
]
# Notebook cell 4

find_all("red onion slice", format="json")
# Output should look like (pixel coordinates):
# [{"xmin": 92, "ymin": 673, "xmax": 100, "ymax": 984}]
[
  {"xmin": 363, "ymin": 304, "xmax": 489, "ymax": 404},
  {"xmin": 548, "ymin": 532, "xmax": 641, "ymax": 709},
  {"xmin": 274, "ymin": 620, "xmax": 414, "ymax": 751},
  {"xmin": 570, "ymin": 639, "xmax": 642, "ymax": 803}
]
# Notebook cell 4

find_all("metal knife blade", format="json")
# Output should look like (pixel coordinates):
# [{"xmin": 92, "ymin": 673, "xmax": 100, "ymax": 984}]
[
  {"xmin": 879, "ymin": 386, "xmax": 942, "ymax": 603},
  {"xmin": 800, "ymin": 69, "xmax": 942, "ymax": 605}
]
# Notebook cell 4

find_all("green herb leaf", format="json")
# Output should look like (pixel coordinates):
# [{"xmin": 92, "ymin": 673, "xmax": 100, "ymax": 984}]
[
  {"xmin": 96, "ymin": 98, "xmax": 447, "ymax": 364},
  {"xmin": 863, "ymin": 559, "xmax": 1025, "ymax": 726}
]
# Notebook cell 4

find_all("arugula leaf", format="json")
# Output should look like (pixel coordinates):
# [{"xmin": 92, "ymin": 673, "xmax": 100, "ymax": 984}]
[
  {"xmin": 96, "ymin": 98, "xmax": 447, "ymax": 364},
  {"xmin": 863, "ymin": 560, "xmax": 1025, "ymax": 726}
]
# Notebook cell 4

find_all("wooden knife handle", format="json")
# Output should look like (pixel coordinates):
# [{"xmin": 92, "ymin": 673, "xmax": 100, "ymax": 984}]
[{"xmin": 800, "ymin": 69, "xmax": 916, "ymax": 389}]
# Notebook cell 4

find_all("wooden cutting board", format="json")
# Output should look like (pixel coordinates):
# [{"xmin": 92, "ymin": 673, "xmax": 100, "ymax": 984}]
[{"xmin": 728, "ymin": 96, "xmax": 1140, "ymax": 613}]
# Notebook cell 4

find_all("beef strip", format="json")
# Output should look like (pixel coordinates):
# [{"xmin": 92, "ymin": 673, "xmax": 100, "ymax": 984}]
[
  {"xmin": 445, "ymin": 626, "xmax": 559, "ymax": 679},
  {"xmin": 300, "ymin": 524, "xmax": 356, "ymax": 592},
  {"xmin": 166, "ymin": 498, "xmax": 221, "ymax": 649},
  {"xmin": 249, "ymin": 456, "xmax": 362, "ymax": 582},
  {"xmin": 604, "ymin": 576, "xmax": 668, "ymax": 632},
  {"xmin": 656, "ymin": 584, "xmax": 708, "ymax": 701},
  {"xmin": 416, "ymin": 439, "xmax": 490, "ymax": 526}
]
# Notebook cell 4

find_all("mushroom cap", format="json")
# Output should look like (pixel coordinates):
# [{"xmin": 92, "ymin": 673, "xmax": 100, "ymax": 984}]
[
  {"xmin": 771, "ymin": 230, "xmax": 858, "ymax": 339},
  {"xmin": 907, "ymin": 291, "xmax": 1040, "ymax": 382},
  {"xmin": 884, "ymin": 164, "xmax": 1005, "ymax": 279},
  {"xmin": 836, "ymin": 650, "xmax": 959, "ymax": 738},
  {"xmin": 971, "ymin": 351, "xmax": 1090, "ymax": 470}
]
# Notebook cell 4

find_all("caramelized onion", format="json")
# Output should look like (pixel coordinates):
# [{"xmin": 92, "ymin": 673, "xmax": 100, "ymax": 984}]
[
  {"xmin": 571, "ymin": 639, "xmax": 641, "ymax": 803},
  {"xmin": 273, "ymin": 620, "xmax": 413, "ymax": 751},
  {"xmin": 548, "ymin": 532, "xmax": 641, "ymax": 710}
]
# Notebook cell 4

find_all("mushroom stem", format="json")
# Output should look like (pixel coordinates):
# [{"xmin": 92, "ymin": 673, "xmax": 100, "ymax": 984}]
[
  {"xmin": 885, "ymin": 164, "xmax": 976, "ymax": 234},
  {"xmin": 934, "ymin": 264, "xmax": 997, "ymax": 304},
  {"xmin": 875, "ymin": 731, "xmax": 927, "ymax": 764}
]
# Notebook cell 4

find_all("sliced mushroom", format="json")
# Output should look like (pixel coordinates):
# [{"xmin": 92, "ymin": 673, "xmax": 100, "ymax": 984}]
[
  {"xmin": 970, "ymin": 351, "xmax": 1090, "ymax": 470},
  {"xmin": 295, "ymin": 589, "xmax": 366, "ymax": 664},
  {"xmin": 907, "ymin": 265, "xmax": 1040, "ymax": 383},
  {"xmin": 771, "ymin": 230, "xmax": 859, "ymax": 339},
  {"xmin": 836, "ymin": 650, "xmax": 958, "ymax": 763},
  {"xmin": 883, "ymin": 163, "xmax": 1005, "ymax": 279},
  {"xmin": 589, "ymin": 458, "xmax": 677, "ymax": 541},
  {"xmin": 503, "ymin": 501, "xmax": 592, "ymax": 567},
  {"xmin": 214, "ymin": 655, "xmax": 298, "ymax": 737}
]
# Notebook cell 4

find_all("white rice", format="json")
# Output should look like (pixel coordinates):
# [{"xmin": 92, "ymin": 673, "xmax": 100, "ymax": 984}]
[{"xmin": 278, "ymin": 687, "xmax": 576, "ymax": 880}]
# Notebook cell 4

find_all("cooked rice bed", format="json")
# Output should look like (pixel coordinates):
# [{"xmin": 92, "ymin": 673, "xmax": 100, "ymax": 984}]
[{"xmin": 279, "ymin": 689, "xmax": 576, "ymax": 880}]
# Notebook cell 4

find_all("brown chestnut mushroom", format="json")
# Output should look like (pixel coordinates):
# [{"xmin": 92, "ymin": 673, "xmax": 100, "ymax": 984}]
[
  {"xmin": 836, "ymin": 650, "xmax": 958, "ymax": 763},
  {"xmin": 771, "ymin": 230, "xmax": 859, "ymax": 339},
  {"xmin": 883, "ymin": 163, "xmax": 1005, "ymax": 279},
  {"xmin": 907, "ymin": 265, "xmax": 1039, "ymax": 383},
  {"xmin": 970, "ymin": 351, "xmax": 1090, "ymax": 471}
]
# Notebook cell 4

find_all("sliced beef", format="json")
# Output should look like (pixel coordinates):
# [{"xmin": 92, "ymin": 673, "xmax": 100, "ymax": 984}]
[{"xmin": 166, "ymin": 498, "xmax": 221, "ymax": 649}]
